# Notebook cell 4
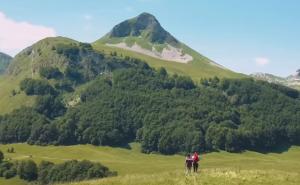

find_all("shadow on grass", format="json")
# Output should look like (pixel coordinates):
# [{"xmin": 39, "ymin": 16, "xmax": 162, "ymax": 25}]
[
  {"xmin": 253, "ymin": 144, "xmax": 292, "ymax": 154},
  {"xmin": 115, "ymin": 143, "xmax": 132, "ymax": 150},
  {"xmin": 199, "ymin": 144, "xmax": 294, "ymax": 155}
]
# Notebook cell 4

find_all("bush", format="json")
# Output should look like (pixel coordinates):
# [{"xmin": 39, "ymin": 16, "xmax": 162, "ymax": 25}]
[
  {"xmin": 0, "ymin": 150, "xmax": 3, "ymax": 163},
  {"xmin": 65, "ymin": 66, "xmax": 83, "ymax": 83},
  {"xmin": 0, "ymin": 162, "xmax": 13, "ymax": 177},
  {"xmin": 20, "ymin": 78, "xmax": 57, "ymax": 96},
  {"xmin": 17, "ymin": 160, "xmax": 38, "ymax": 181},
  {"xmin": 39, "ymin": 66, "xmax": 63, "ymax": 79},
  {"xmin": 3, "ymin": 168, "xmax": 16, "ymax": 179},
  {"xmin": 37, "ymin": 160, "xmax": 116, "ymax": 184},
  {"xmin": 54, "ymin": 80, "xmax": 74, "ymax": 92},
  {"xmin": 34, "ymin": 95, "xmax": 66, "ymax": 119}
]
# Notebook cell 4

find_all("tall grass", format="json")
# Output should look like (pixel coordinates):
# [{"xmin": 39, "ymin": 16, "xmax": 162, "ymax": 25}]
[{"xmin": 60, "ymin": 169, "xmax": 300, "ymax": 185}]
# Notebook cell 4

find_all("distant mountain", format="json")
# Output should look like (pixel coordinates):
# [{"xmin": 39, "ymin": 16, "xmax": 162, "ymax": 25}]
[
  {"xmin": 250, "ymin": 73, "xmax": 287, "ymax": 84},
  {"xmin": 0, "ymin": 52, "xmax": 12, "ymax": 74},
  {"xmin": 94, "ymin": 12, "xmax": 244, "ymax": 79},
  {"xmin": 99, "ymin": 12, "xmax": 190, "ymax": 63},
  {"xmin": 251, "ymin": 71, "xmax": 300, "ymax": 90},
  {"xmin": 286, "ymin": 70, "xmax": 300, "ymax": 89}
]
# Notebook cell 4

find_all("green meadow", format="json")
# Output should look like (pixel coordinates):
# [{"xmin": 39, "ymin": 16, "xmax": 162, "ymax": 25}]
[{"xmin": 0, "ymin": 143, "xmax": 299, "ymax": 185}]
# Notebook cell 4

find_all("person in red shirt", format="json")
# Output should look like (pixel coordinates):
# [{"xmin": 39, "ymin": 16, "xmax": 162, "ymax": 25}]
[{"xmin": 192, "ymin": 152, "xmax": 199, "ymax": 173}]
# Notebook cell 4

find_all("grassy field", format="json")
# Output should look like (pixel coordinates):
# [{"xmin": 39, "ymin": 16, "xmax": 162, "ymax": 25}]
[
  {"xmin": 61, "ymin": 169, "xmax": 300, "ymax": 185},
  {"xmin": 0, "ymin": 143, "xmax": 299, "ymax": 185},
  {"xmin": 0, "ymin": 178, "xmax": 24, "ymax": 185}
]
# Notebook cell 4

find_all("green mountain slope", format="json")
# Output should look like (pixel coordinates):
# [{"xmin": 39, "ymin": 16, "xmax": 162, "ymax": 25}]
[
  {"xmin": 0, "ymin": 52, "xmax": 12, "ymax": 74},
  {"xmin": 0, "ymin": 37, "xmax": 78, "ymax": 114},
  {"xmin": 94, "ymin": 12, "xmax": 245, "ymax": 80},
  {"xmin": 7, "ymin": 37, "xmax": 79, "ymax": 77},
  {"xmin": 0, "ymin": 36, "xmax": 105, "ymax": 114}
]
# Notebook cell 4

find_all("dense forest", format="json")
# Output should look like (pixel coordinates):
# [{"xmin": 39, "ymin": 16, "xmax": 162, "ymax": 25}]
[{"xmin": 0, "ymin": 45, "xmax": 300, "ymax": 154}]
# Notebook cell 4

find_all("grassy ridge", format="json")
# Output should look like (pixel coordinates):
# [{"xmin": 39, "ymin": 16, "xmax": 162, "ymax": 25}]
[
  {"xmin": 0, "ymin": 144, "xmax": 299, "ymax": 185},
  {"xmin": 92, "ymin": 43, "xmax": 245, "ymax": 81}
]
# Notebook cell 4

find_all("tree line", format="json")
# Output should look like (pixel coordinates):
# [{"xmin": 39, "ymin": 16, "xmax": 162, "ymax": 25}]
[{"xmin": 0, "ymin": 150, "xmax": 116, "ymax": 184}]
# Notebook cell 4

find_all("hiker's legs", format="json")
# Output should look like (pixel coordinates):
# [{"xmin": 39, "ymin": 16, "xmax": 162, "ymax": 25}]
[
  {"xmin": 187, "ymin": 165, "xmax": 192, "ymax": 174},
  {"xmin": 193, "ymin": 162, "xmax": 198, "ymax": 172}
]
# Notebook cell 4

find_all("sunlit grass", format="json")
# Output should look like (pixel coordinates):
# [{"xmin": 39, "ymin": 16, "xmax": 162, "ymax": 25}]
[
  {"xmin": 0, "ymin": 75, "xmax": 35, "ymax": 114},
  {"xmin": 59, "ymin": 169, "xmax": 300, "ymax": 185}
]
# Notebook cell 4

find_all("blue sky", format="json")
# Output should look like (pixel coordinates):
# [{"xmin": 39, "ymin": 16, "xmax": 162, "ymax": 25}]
[{"xmin": 0, "ymin": 0, "xmax": 299, "ymax": 76}]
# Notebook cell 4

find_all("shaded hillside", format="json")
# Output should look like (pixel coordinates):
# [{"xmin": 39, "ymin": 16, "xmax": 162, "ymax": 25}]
[{"xmin": 0, "ymin": 52, "xmax": 12, "ymax": 74}]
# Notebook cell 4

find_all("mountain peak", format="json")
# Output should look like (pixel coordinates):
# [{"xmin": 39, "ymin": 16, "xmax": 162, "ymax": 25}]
[
  {"xmin": 136, "ymin": 12, "xmax": 158, "ymax": 22},
  {"xmin": 135, "ymin": 12, "xmax": 160, "ymax": 28},
  {"xmin": 96, "ymin": 13, "xmax": 229, "ymax": 70},
  {"xmin": 107, "ymin": 12, "xmax": 178, "ymax": 45}
]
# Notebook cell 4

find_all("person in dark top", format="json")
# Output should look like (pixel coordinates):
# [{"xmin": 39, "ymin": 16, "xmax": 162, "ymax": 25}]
[
  {"xmin": 185, "ymin": 154, "xmax": 193, "ymax": 174},
  {"xmin": 192, "ymin": 152, "xmax": 199, "ymax": 173}
]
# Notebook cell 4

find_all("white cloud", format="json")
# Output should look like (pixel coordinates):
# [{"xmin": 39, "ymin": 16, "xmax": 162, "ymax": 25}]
[
  {"xmin": 254, "ymin": 57, "xmax": 270, "ymax": 67},
  {"xmin": 82, "ymin": 14, "xmax": 94, "ymax": 32},
  {"xmin": 0, "ymin": 11, "xmax": 56, "ymax": 56},
  {"xmin": 83, "ymin": 14, "xmax": 93, "ymax": 21}
]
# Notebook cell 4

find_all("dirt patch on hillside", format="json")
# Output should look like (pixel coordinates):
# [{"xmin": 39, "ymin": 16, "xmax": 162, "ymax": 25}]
[{"xmin": 106, "ymin": 42, "xmax": 193, "ymax": 63}]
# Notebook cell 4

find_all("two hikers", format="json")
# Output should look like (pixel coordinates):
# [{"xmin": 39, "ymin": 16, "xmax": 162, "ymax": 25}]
[{"xmin": 185, "ymin": 152, "xmax": 199, "ymax": 173}]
